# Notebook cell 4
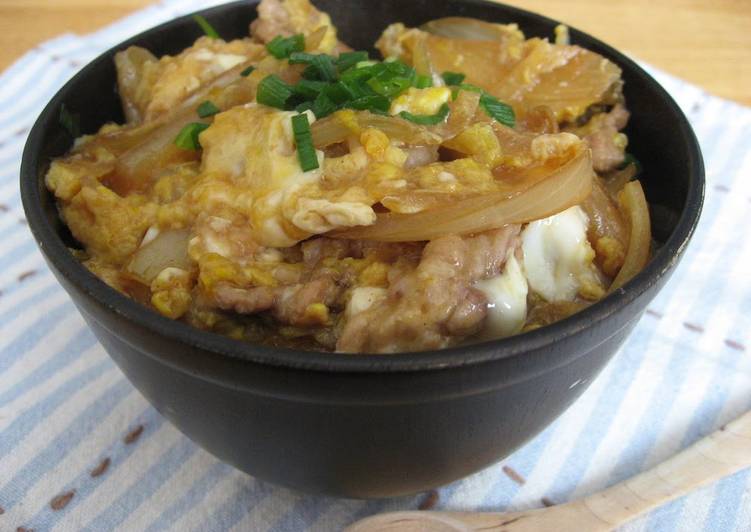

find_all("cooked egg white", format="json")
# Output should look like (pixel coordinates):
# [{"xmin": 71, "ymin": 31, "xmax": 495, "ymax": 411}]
[
  {"xmin": 474, "ymin": 251, "xmax": 528, "ymax": 339},
  {"xmin": 346, "ymin": 287, "xmax": 388, "ymax": 318},
  {"xmin": 521, "ymin": 205, "xmax": 601, "ymax": 302}
]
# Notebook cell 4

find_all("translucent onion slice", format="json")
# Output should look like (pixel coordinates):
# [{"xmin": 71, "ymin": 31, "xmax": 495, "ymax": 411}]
[
  {"xmin": 126, "ymin": 228, "xmax": 192, "ymax": 284},
  {"xmin": 609, "ymin": 180, "xmax": 651, "ymax": 291},
  {"xmin": 311, "ymin": 110, "xmax": 442, "ymax": 148},
  {"xmin": 420, "ymin": 17, "xmax": 524, "ymax": 43},
  {"xmin": 603, "ymin": 162, "xmax": 637, "ymax": 196},
  {"xmin": 334, "ymin": 149, "xmax": 593, "ymax": 242},
  {"xmin": 107, "ymin": 63, "xmax": 258, "ymax": 194},
  {"xmin": 582, "ymin": 176, "xmax": 629, "ymax": 248}
]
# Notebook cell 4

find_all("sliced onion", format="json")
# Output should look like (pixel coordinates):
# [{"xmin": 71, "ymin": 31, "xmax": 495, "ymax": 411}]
[
  {"xmin": 435, "ymin": 89, "xmax": 481, "ymax": 139},
  {"xmin": 114, "ymin": 46, "xmax": 158, "ymax": 124},
  {"xmin": 411, "ymin": 32, "xmax": 436, "ymax": 78},
  {"xmin": 311, "ymin": 110, "xmax": 442, "ymax": 148},
  {"xmin": 420, "ymin": 17, "xmax": 521, "ymax": 42},
  {"xmin": 582, "ymin": 176, "xmax": 628, "ymax": 248},
  {"xmin": 609, "ymin": 180, "xmax": 651, "ymax": 291},
  {"xmin": 126, "ymin": 228, "xmax": 192, "ymax": 284},
  {"xmin": 603, "ymin": 162, "xmax": 637, "ymax": 196},
  {"xmin": 334, "ymin": 149, "xmax": 593, "ymax": 241},
  {"xmin": 106, "ymin": 62, "xmax": 258, "ymax": 194}
]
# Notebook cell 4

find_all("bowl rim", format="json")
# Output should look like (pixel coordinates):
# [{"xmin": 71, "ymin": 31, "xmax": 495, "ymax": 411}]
[{"xmin": 20, "ymin": 0, "xmax": 704, "ymax": 374}]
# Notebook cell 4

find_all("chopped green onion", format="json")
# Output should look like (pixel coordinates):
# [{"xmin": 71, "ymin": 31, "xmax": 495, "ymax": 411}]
[
  {"xmin": 457, "ymin": 82, "xmax": 484, "ymax": 93},
  {"xmin": 323, "ymin": 82, "xmax": 354, "ymax": 104},
  {"xmin": 257, "ymin": 74, "xmax": 294, "ymax": 109},
  {"xmin": 347, "ymin": 95, "xmax": 391, "ymax": 113},
  {"xmin": 240, "ymin": 66, "xmax": 255, "ymax": 77},
  {"xmin": 192, "ymin": 15, "xmax": 220, "ymax": 39},
  {"xmin": 479, "ymin": 93, "xmax": 515, "ymax": 127},
  {"xmin": 291, "ymin": 114, "xmax": 319, "ymax": 171},
  {"xmin": 441, "ymin": 71, "xmax": 466, "ymax": 86},
  {"xmin": 367, "ymin": 76, "xmax": 411, "ymax": 97},
  {"xmin": 335, "ymin": 51, "xmax": 369, "ymax": 71},
  {"xmin": 342, "ymin": 79, "xmax": 373, "ymax": 99},
  {"xmin": 175, "ymin": 122, "xmax": 209, "ymax": 150},
  {"xmin": 382, "ymin": 60, "xmax": 414, "ymax": 78},
  {"xmin": 399, "ymin": 103, "xmax": 450, "ymax": 125},
  {"xmin": 288, "ymin": 52, "xmax": 319, "ymax": 65},
  {"xmin": 197, "ymin": 100, "xmax": 220, "ymax": 118},
  {"xmin": 59, "ymin": 104, "xmax": 80, "ymax": 138},
  {"xmin": 303, "ymin": 55, "xmax": 338, "ymax": 82},
  {"xmin": 312, "ymin": 91, "xmax": 338, "ymax": 118},
  {"xmin": 266, "ymin": 34, "xmax": 305, "ymax": 59},
  {"xmin": 339, "ymin": 64, "xmax": 375, "ymax": 83},
  {"xmin": 292, "ymin": 79, "xmax": 327, "ymax": 99},
  {"xmin": 414, "ymin": 74, "xmax": 433, "ymax": 88},
  {"xmin": 355, "ymin": 60, "xmax": 378, "ymax": 69},
  {"xmin": 295, "ymin": 101, "xmax": 315, "ymax": 113}
]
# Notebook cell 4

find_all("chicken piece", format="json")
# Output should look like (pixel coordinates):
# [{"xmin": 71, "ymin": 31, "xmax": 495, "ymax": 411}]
[
  {"xmin": 195, "ymin": 104, "xmax": 375, "ymax": 248},
  {"xmin": 251, "ymin": 0, "xmax": 341, "ymax": 53},
  {"xmin": 336, "ymin": 225, "xmax": 520, "ymax": 353},
  {"xmin": 213, "ymin": 275, "xmax": 340, "ymax": 327},
  {"xmin": 201, "ymin": 237, "xmax": 421, "ymax": 333},
  {"xmin": 115, "ymin": 37, "xmax": 265, "ymax": 123},
  {"xmin": 564, "ymin": 104, "xmax": 630, "ymax": 172}
]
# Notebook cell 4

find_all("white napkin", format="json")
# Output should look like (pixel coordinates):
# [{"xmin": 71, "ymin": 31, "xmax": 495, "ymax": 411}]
[{"xmin": 0, "ymin": 1, "xmax": 749, "ymax": 530}]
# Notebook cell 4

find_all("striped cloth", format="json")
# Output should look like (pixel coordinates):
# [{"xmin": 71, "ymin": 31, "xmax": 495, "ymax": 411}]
[{"xmin": 1, "ymin": 1, "xmax": 750, "ymax": 530}]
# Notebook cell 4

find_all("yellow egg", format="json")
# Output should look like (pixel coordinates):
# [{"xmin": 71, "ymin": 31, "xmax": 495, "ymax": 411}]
[{"xmin": 389, "ymin": 87, "xmax": 452, "ymax": 116}]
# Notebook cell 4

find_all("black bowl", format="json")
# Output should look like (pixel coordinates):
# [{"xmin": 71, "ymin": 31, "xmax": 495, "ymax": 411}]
[{"xmin": 20, "ymin": 0, "xmax": 703, "ymax": 498}]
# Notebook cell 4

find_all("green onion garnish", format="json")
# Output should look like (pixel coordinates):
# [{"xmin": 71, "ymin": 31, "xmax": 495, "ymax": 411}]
[
  {"xmin": 399, "ymin": 103, "xmax": 450, "ymax": 125},
  {"xmin": 479, "ymin": 93, "xmax": 515, "ymax": 127},
  {"xmin": 266, "ymin": 34, "xmax": 305, "ymax": 59},
  {"xmin": 367, "ymin": 76, "xmax": 411, "ymax": 98},
  {"xmin": 311, "ymin": 91, "xmax": 337, "ymax": 118},
  {"xmin": 257, "ymin": 74, "xmax": 294, "ymax": 109},
  {"xmin": 304, "ymin": 55, "xmax": 338, "ymax": 82},
  {"xmin": 240, "ymin": 66, "xmax": 255, "ymax": 77},
  {"xmin": 295, "ymin": 101, "xmax": 315, "ymax": 113},
  {"xmin": 175, "ymin": 122, "xmax": 210, "ymax": 150},
  {"xmin": 291, "ymin": 114, "xmax": 319, "ymax": 171},
  {"xmin": 414, "ymin": 74, "xmax": 433, "ymax": 88},
  {"xmin": 335, "ymin": 51, "xmax": 369, "ymax": 72},
  {"xmin": 59, "ymin": 104, "xmax": 80, "ymax": 138},
  {"xmin": 288, "ymin": 52, "xmax": 320, "ymax": 65},
  {"xmin": 457, "ymin": 83, "xmax": 484, "ymax": 93},
  {"xmin": 192, "ymin": 15, "xmax": 220, "ymax": 39},
  {"xmin": 292, "ymin": 79, "xmax": 327, "ymax": 99},
  {"xmin": 197, "ymin": 100, "xmax": 220, "ymax": 118},
  {"xmin": 442, "ymin": 71, "xmax": 466, "ymax": 86},
  {"xmin": 348, "ymin": 95, "xmax": 391, "ymax": 113}
]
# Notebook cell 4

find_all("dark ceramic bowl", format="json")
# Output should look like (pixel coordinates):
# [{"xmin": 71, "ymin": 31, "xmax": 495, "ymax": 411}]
[{"xmin": 21, "ymin": 0, "xmax": 703, "ymax": 498}]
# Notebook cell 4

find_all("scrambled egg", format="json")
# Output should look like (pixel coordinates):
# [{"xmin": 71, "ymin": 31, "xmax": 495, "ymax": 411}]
[
  {"xmin": 117, "ymin": 37, "xmax": 265, "ymax": 123},
  {"xmin": 389, "ymin": 87, "xmax": 452, "ymax": 116},
  {"xmin": 192, "ymin": 104, "xmax": 375, "ymax": 249}
]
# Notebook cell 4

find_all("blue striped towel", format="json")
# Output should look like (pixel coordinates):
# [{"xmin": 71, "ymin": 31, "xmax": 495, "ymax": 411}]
[{"xmin": 1, "ymin": 1, "xmax": 750, "ymax": 530}]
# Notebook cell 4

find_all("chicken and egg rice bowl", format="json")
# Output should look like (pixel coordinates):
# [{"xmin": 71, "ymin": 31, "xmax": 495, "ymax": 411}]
[{"xmin": 45, "ymin": 0, "xmax": 651, "ymax": 353}]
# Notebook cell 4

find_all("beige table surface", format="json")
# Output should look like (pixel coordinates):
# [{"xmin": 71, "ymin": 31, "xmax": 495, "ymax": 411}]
[{"xmin": 0, "ymin": 0, "xmax": 749, "ymax": 106}]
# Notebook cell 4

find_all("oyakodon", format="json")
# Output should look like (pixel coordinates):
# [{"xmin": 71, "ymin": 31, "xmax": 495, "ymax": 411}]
[{"xmin": 45, "ymin": 0, "xmax": 650, "ymax": 353}]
